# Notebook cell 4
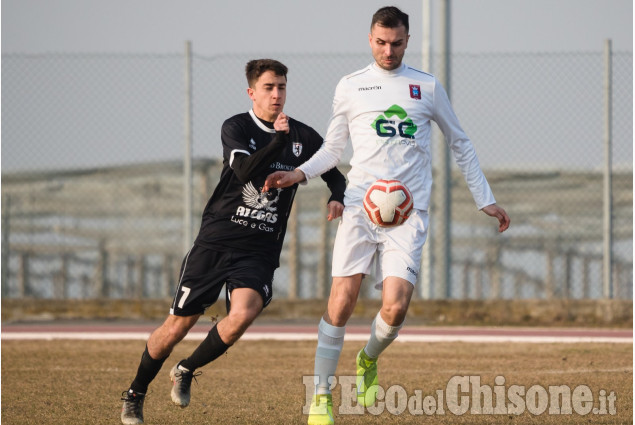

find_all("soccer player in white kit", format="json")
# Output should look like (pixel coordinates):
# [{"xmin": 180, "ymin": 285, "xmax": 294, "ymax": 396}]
[{"xmin": 264, "ymin": 6, "xmax": 510, "ymax": 424}]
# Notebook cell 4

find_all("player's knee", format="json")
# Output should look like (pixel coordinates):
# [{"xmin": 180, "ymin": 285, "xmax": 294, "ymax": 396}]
[
  {"xmin": 228, "ymin": 306, "xmax": 260, "ymax": 330},
  {"xmin": 381, "ymin": 301, "xmax": 409, "ymax": 325},
  {"xmin": 164, "ymin": 322, "xmax": 191, "ymax": 344},
  {"xmin": 218, "ymin": 307, "xmax": 259, "ymax": 345},
  {"xmin": 328, "ymin": 295, "xmax": 356, "ymax": 325}
]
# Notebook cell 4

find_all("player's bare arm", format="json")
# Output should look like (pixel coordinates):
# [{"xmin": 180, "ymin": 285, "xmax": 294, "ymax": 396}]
[
  {"xmin": 481, "ymin": 203, "xmax": 511, "ymax": 233},
  {"xmin": 262, "ymin": 168, "xmax": 306, "ymax": 191}
]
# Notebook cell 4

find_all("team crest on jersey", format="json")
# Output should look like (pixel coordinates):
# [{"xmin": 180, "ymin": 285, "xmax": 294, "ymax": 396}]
[
  {"xmin": 242, "ymin": 182, "xmax": 281, "ymax": 211},
  {"xmin": 292, "ymin": 142, "xmax": 303, "ymax": 157},
  {"xmin": 409, "ymin": 84, "xmax": 421, "ymax": 100}
]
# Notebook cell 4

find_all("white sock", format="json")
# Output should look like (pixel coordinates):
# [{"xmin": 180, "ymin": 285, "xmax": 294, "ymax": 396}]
[
  {"xmin": 363, "ymin": 312, "xmax": 403, "ymax": 359},
  {"xmin": 314, "ymin": 318, "xmax": 345, "ymax": 395}
]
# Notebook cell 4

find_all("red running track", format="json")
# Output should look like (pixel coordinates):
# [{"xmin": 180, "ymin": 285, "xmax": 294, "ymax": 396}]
[{"xmin": 1, "ymin": 321, "xmax": 631, "ymax": 343}]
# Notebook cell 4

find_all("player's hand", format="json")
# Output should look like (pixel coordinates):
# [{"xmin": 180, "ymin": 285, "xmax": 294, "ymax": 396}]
[
  {"xmin": 326, "ymin": 201, "xmax": 344, "ymax": 221},
  {"xmin": 262, "ymin": 169, "xmax": 306, "ymax": 192},
  {"xmin": 481, "ymin": 204, "xmax": 511, "ymax": 233},
  {"xmin": 274, "ymin": 112, "xmax": 289, "ymax": 134}
]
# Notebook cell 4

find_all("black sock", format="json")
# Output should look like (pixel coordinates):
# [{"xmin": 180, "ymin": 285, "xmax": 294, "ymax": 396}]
[
  {"xmin": 129, "ymin": 346, "xmax": 168, "ymax": 394},
  {"xmin": 179, "ymin": 325, "xmax": 230, "ymax": 371}
]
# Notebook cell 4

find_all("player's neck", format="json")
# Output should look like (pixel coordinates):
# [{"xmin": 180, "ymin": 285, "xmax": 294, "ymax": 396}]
[
  {"xmin": 252, "ymin": 111, "xmax": 274, "ymax": 129},
  {"xmin": 251, "ymin": 107, "xmax": 277, "ymax": 124},
  {"xmin": 372, "ymin": 62, "xmax": 406, "ymax": 74}
]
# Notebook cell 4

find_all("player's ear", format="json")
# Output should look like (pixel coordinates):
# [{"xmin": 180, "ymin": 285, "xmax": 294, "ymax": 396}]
[{"xmin": 247, "ymin": 87, "xmax": 255, "ymax": 100}]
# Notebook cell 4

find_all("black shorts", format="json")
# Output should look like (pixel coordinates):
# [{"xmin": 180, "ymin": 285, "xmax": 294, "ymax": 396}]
[{"xmin": 169, "ymin": 244, "xmax": 275, "ymax": 317}]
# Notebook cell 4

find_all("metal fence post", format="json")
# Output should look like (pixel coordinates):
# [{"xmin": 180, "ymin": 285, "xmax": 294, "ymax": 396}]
[
  {"xmin": 1, "ymin": 195, "xmax": 10, "ymax": 297},
  {"xmin": 183, "ymin": 40, "xmax": 193, "ymax": 254},
  {"xmin": 95, "ymin": 242, "xmax": 109, "ymax": 298},
  {"xmin": 418, "ymin": 0, "xmax": 433, "ymax": 300},
  {"xmin": 288, "ymin": 203, "xmax": 299, "ymax": 299},
  {"xmin": 433, "ymin": 0, "xmax": 452, "ymax": 299},
  {"xmin": 602, "ymin": 39, "xmax": 613, "ymax": 299},
  {"xmin": 316, "ymin": 191, "xmax": 329, "ymax": 299}
]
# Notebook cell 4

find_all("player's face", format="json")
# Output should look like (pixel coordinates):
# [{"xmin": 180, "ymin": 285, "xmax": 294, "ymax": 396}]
[
  {"xmin": 247, "ymin": 70, "xmax": 287, "ymax": 122},
  {"xmin": 369, "ymin": 24, "xmax": 409, "ymax": 71}
]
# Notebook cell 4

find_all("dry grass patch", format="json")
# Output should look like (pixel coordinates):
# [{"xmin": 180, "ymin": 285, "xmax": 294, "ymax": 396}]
[{"xmin": 2, "ymin": 339, "xmax": 632, "ymax": 424}]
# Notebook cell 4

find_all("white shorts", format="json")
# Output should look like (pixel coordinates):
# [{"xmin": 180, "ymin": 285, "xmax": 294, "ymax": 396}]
[{"xmin": 331, "ymin": 205, "xmax": 429, "ymax": 286}]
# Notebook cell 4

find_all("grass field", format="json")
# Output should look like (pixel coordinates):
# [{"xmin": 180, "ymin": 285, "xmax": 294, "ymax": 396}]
[{"xmin": 1, "ymin": 338, "xmax": 632, "ymax": 424}]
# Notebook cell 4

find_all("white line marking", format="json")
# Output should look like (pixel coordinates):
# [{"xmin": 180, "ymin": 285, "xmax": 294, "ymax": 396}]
[{"xmin": 1, "ymin": 332, "xmax": 631, "ymax": 343}]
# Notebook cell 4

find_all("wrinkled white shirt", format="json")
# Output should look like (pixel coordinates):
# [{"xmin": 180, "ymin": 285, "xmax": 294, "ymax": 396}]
[{"xmin": 298, "ymin": 62, "xmax": 495, "ymax": 211}]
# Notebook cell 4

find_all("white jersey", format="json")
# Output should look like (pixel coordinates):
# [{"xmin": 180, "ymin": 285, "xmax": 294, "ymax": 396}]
[{"xmin": 298, "ymin": 62, "xmax": 496, "ymax": 211}]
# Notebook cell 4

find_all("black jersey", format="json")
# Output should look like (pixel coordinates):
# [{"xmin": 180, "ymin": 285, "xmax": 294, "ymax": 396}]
[{"xmin": 194, "ymin": 110, "xmax": 346, "ymax": 267}]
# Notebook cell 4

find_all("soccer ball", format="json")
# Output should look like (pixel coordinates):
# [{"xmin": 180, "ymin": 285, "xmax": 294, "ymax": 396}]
[{"xmin": 363, "ymin": 179, "xmax": 413, "ymax": 227}]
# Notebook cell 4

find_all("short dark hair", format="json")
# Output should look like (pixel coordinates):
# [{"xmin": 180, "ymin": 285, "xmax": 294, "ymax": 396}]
[
  {"xmin": 245, "ymin": 59, "xmax": 288, "ymax": 88},
  {"xmin": 371, "ymin": 6, "xmax": 409, "ymax": 34}
]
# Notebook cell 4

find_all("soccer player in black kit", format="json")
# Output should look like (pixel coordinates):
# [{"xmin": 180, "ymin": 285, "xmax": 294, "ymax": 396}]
[{"xmin": 121, "ymin": 59, "xmax": 346, "ymax": 425}]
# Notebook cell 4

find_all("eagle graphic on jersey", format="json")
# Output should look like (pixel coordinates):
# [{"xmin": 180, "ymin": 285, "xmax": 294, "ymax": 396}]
[{"xmin": 242, "ymin": 182, "xmax": 281, "ymax": 212}]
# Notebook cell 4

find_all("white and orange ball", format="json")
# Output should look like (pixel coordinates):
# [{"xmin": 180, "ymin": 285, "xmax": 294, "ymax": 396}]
[{"xmin": 363, "ymin": 179, "xmax": 413, "ymax": 227}]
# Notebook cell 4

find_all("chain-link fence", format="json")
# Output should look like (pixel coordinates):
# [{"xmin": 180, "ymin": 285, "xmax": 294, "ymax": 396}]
[{"xmin": 1, "ymin": 50, "xmax": 632, "ymax": 301}]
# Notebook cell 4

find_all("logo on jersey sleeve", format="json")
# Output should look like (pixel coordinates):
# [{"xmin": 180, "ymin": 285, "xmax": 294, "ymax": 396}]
[
  {"xmin": 371, "ymin": 104, "xmax": 418, "ymax": 140},
  {"xmin": 292, "ymin": 142, "xmax": 303, "ymax": 157}
]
